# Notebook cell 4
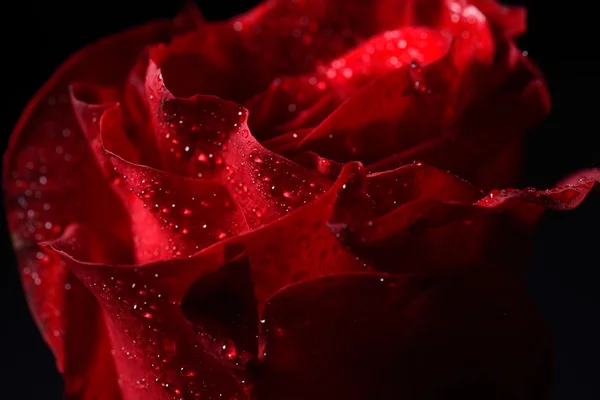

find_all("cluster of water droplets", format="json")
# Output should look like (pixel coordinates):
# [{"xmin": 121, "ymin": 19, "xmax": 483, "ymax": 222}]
[
  {"xmin": 477, "ymin": 184, "xmax": 590, "ymax": 210},
  {"xmin": 76, "ymin": 267, "xmax": 218, "ymax": 399},
  {"xmin": 8, "ymin": 125, "xmax": 79, "ymax": 247},
  {"xmin": 320, "ymin": 28, "xmax": 442, "ymax": 92},
  {"xmin": 6, "ymin": 88, "xmax": 139, "ymax": 371},
  {"xmin": 115, "ymin": 159, "xmax": 247, "ymax": 258},
  {"xmin": 154, "ymin": 96, "xmax": 330, "ymax": 230}
]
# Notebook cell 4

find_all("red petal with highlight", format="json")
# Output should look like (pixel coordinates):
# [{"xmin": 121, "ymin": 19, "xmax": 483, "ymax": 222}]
[
  {"xmin": 109, "ymin": 151, "xmax": 249, "ymax": 257},
  {"xmin": 46, "ymin": 225, "xmax": 248, "ymax": 400}
]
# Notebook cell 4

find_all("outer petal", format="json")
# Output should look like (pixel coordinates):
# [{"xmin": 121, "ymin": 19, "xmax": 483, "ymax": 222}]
[
  {"xmin": 255, "ymin": 268, "xmax": 552, "ymax": 399},
  {"xmin": 476, "ymin": 169, "xmax": 600, "ymax": 213},
  {"xmin": 329, "ymin": 165, "xmax": 599, "ymax": 274},
  {"xmin": 43, "ymin": 226, "xmax": 132, "ymax": 400},
  {"xmin": 3, "ymin": 16, "xmax": 192, "ymax": 399},
  {"xmin": 45, "ymin": 225, "xmax": 248, "ymax": 400}
]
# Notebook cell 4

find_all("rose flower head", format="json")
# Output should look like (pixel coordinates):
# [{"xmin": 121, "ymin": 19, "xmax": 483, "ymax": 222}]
[{"xmin": 3, "ymin": 1, "xmax": 598, "ymax": 399}]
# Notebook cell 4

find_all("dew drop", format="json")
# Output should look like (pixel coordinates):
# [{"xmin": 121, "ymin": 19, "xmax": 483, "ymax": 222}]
[{"xmin": 221, "ymin": 340, "xmax": 237, "ymax": 361}]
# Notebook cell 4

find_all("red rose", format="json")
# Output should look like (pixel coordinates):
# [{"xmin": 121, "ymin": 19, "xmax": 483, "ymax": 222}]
[{"xmin": 3, "ymin": 1, "xmax": 598, "ymax": 399}]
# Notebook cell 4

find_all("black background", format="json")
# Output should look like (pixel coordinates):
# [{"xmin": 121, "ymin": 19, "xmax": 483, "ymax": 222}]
[{"xmin": 1, "ymin": 1, "xmax": 598, "ymax": 398}]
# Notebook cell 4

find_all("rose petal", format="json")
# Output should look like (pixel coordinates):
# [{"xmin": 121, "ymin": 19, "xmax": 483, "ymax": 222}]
[
  {"xmin": 45, "ymin": 225, "xmax": 248, "ymax": 400},
  {"xmin": 62, "ymin": 276, "xmax": 123, "ymax": 400},
  {"xmin": 295, "ymin": 54, "xmax": 452, "ymax": 164},
  {"xmin": 70, "ymin": 87, "xmax": 181, "ymax": 263},
  {"xmin": 69, "ymin": 82, "xmax": 131, "ymax": 175},
  {"xmin": 255, "ymin": 268, "xmax": 552, "ymax": 399},
  {"xmin": 244, "ymin": 0, "xmax": 499, "ymax": 138},
  {"xmin": 556, "ymin": 168, "xmax": 600, "ymax": 187},
  {"xmin": 106, "ymin": 128, "xmax": 250, "ymax": 257},
  {"xmin": 330, "ymin": 166, "xmax": 598, "ymax": 274},
  {"xmin": 476, "ymin": 169, "xmax": 600, "ymax": 212},
  {"xmin": 155, "ymin": 1, "xmax": 523, "ymax": 156},
  {"xmin": 367, "ymin": 53, "xmax": 549, "ymax": 189},
  {"xmin": 330, "ymin": 163, "xmax": 482, "ymax": 224},
  {"xmin": 160, "ymin": 0, "xmax": 365, "ymax": 104}
]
